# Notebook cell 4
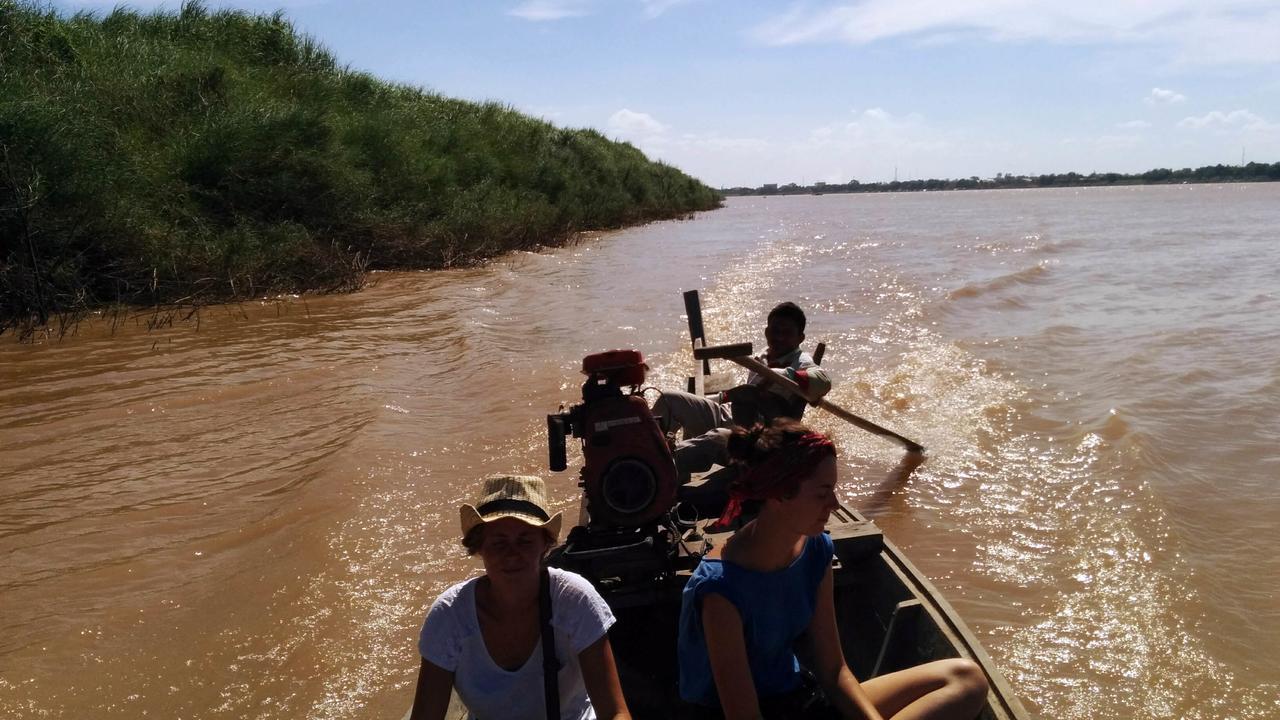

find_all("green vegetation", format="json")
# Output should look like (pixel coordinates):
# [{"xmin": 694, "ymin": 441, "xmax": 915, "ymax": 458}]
[
  {"xmin": 0, "ymin": 1, "xmax": 721, "ymax": 331},
  {"xmin": 723, "ymin": 162, "xmax": 1280, "ymax": 196}
]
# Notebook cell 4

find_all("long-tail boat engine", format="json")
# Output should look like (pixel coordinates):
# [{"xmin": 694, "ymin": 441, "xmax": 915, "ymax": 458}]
[
  {"xmin": 547, "ymin": 350, "xmax": 684, "ymax": 592},
  {"xmin": 547, "ymin": 350, "xmax": 677, "ymax": 527}
]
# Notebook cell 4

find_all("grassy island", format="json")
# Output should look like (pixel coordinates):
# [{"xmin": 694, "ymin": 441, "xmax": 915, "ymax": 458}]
[{"xmin": 0, "ymin": 1, "xmax": 721, "ymax": 331}]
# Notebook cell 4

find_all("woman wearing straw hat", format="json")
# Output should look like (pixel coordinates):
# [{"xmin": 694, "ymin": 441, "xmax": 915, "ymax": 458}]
[
  {"xmin": 410, "ymin": 475, "xmax": 631, "ymax": 720},
  {"xmin": 677, "ymin": 421, "xmax": 988, "ymax": 719}
]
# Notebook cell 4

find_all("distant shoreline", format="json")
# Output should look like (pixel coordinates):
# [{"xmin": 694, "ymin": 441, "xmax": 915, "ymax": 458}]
[{"xmin": 720, "ymin": 162, "xmax": 1280, "ymax": 196}]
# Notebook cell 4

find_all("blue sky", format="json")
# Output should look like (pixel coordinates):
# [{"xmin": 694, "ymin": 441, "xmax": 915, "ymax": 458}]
[{"xmin": 52, "ymin": 0, "xmax": 1280, "ymax": 186}]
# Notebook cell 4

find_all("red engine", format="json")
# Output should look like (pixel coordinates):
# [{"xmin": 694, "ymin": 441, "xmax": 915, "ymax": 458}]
[
  {"xmin": 581, "ymin": 349, "xmax": 649, "ymax": 387},
  {"xmin": 547, "ymin": 350, "xmax": 677, "ymax": 527}
]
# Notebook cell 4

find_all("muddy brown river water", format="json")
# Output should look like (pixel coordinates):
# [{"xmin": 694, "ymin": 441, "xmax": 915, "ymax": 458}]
[{"xmin": 2, "ymin": 185, "xmax": 1279, "ymax": 719}]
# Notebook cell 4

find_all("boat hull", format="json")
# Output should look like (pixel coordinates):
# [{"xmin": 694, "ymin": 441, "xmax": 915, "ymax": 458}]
[
  {"xmin": 410, "ymin": 502, "xmax": 1030, "ymax": 719},
  {"xmin": 550, "ymin": 501, "xmax": 1031, "ymax": 719}
]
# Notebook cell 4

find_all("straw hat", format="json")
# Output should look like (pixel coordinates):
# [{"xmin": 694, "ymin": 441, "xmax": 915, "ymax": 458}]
[{"xmin": 459, "ymin": 474, "xmax": 563, "ymax": 541}]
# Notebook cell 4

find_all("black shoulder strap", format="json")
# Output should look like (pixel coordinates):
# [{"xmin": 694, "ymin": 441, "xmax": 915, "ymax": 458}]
[{"xmin": 539, "ymin": 568, "xmax": 560, "ymax": 720}]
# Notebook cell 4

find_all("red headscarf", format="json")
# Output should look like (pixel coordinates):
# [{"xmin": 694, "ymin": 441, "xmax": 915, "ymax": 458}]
[{"xmin": 718, "ymin": 432, "xmax": 835, "ymax": 525}]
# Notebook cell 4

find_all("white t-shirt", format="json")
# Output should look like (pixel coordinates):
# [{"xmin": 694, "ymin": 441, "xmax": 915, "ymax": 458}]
[{"xmin": 418, "ymin": 567, "xmax": 616, "ymax": 720}]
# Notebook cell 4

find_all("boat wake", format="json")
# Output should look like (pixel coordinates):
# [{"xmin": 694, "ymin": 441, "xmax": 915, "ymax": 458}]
[{"xmin": 947, "ymin": 261, "xmax": 1055, "ymax": 301}]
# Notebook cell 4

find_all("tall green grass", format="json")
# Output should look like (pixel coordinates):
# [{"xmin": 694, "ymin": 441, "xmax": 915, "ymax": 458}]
[{"xmin": 0, "ymin": 1, "xmax": 721, "ymax": 329}]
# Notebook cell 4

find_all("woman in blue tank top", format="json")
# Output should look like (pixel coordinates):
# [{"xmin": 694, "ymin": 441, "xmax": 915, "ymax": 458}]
[{"xmin": 678, "ymin": 420, "xmax": 989, "ymax": 719}]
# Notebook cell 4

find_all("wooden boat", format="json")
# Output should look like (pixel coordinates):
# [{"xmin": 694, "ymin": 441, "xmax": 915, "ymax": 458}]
[
  {"xmin": 421, "ymin": 486, "xmax": 1030, "ymax": 719},
  {"xmin": 550, "ymin": 481, "xmax": 1032, "ymax": 719},
  {"xmin": 414, "ymin": 291, "xmax": 1031, "ymax": 719}
]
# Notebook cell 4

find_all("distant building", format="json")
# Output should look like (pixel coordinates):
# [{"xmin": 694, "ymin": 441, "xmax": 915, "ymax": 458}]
[{"xmin": 762, "ymin": 183, "xmax": 778, "ymax": 193}]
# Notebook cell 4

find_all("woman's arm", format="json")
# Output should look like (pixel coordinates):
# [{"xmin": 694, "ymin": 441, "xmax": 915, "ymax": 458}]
[
  {"xmin": 702, "ymin": 592, "xmax": 763, "ymax": 720},
  {"xmin": 578, "ymin": 634, "xmax": 633, "ymax": 720},
  {"xmin": 796, "ymin": 567, "xmax": 884, "ymax": 720},
  {"xmin": 408, "ymin": 658, "xmax": 454, "ymax": 720}
]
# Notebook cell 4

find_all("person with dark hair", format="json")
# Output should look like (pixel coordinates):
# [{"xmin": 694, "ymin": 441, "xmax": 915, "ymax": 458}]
[
  {"xmin": 677, "ymin": 421, "xmax": 988, "ymax": 719},
  {"xmin": 653, "ymin": 301, "xmax": 832, "ymax": 477},
  {"xmin": 410, "ymin": 475, "xmax": 631, "ymax": 720}
]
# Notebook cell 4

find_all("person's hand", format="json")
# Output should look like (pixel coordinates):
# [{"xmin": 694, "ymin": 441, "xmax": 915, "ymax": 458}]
[{"xmin": 664, "ymin": 430, "xmax": 679, "ymax": 453}]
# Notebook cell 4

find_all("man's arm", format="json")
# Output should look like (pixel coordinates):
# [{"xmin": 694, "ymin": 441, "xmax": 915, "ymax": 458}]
[
  {"xmin": 748, "ymin": 351, "xmax": 832, "ymax": 402},
  {"xmin": 791, "ymin": 353, "xmax": 831, "ymax": 399}
]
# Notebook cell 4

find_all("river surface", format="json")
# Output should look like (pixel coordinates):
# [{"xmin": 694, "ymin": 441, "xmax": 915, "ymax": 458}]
[{"xmin": 2, "ymin": 185, "xmax": 1278, "ymax": 719}]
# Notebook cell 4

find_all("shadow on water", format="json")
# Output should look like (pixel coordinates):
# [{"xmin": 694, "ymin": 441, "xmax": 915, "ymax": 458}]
[{"xmin": 858, "ymin": 450, "xmax": 927, "ymax": 520}]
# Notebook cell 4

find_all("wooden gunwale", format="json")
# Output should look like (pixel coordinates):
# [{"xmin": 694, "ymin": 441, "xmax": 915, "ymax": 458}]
[{"xmin": 832, "ymin": 505, "xmax": 1033, "ymax": 720}]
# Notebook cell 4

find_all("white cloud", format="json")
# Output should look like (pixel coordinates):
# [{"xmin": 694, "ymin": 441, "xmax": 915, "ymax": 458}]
[
  {"xmin": 603, "ymin": 105, "xmax": 1269, "ymax": 187},
  {"xmin": 1144, "ymin": 87, "xmax": 1186, "ymax": 105},
  {"xmin": 812, "ymin": 107, "xmax": 942, "ymax": 151},
  {"xmin": 1154, "ymin": 9, "xmax": 1280, "ymax": 65},
  {"xmin": 640, "ymin": 0, "xmax": 698, "ymax": 18},
  {"xmin": 653, "ymin": 107, "xmax": 966, "ymax": 185},
  {"xmin": 608, "ymin": 109, "xmax": 669, "ymax": 138},
  {"xmin": 1177, "ymin": 110, "xmax": 1277, "ymax": 132},
  {"xmin": 793, "ymin": 109, "xmax": 955, "ymax": 181},
  {"xmin": 805, "ymin": 108, "xmax": 940, "ymax": 150},
  {"xmin": 508, "ymin": 0, "xmax": 697, "ymax": 21},
  {"xmin": 752, "ymin": 1, "xmax": 1280, "ymax": 65},
  {"xmin": 508, "ymin": 0, "xmax": 592, "ymax": 21}
]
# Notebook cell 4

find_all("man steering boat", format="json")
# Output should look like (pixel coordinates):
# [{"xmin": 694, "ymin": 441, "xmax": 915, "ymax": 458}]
[{"xmin": 651, "ymin": 301, "xmax": 832, "ymax": 478}]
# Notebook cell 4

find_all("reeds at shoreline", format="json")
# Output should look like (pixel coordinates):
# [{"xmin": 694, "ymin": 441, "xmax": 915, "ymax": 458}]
[{"xmin": 0, "ymin": 0, "xmax": 722, "ymax": 334}]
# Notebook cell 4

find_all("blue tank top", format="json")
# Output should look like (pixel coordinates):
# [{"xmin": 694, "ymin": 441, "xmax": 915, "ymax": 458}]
[{"xmin": 677, "ymin": 532, "xmax": 835, "ymax": 707}]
